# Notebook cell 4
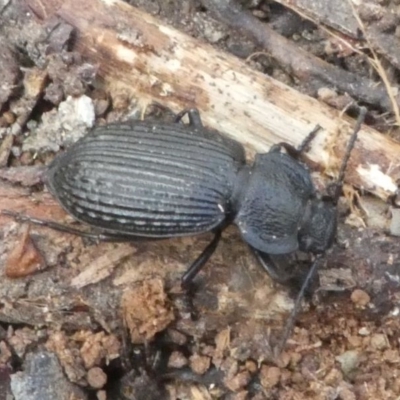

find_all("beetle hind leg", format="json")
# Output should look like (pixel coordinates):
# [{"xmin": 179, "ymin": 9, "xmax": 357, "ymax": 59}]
[
  {"xmin": 1, "ymin": 210, "xmax": 152, "ymax": 243},
  {"xmin": 181, "ymin": 230, "xmax": 222, "ymax": 289},
  {"xmin": 2, "ymin": 210, "xmax": 102, "ymax": 237}
]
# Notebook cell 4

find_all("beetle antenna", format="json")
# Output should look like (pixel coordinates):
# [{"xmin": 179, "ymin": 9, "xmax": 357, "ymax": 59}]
[
  {"xmin": 331, "ymin": 106, "xmax": 367, "ymax": 203},
  {"xmin": 274, "ymin": 255, "xmax": 321, "ymax": 357}
]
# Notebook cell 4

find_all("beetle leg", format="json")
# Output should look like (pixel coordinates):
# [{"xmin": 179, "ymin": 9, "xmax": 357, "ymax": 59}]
[
  {"xmin": 252, "ymin": 246, "xmax": 322, "ymax": 354},
  {"xmin": 269, "ymin": 142, "xmax": 299, "ymax": 158},
  {"xmin": 1, "ymin": 210, "xmax": 152, "ymax": 242},
  {"xmin": 186, "ymin": 109, "xmax": 203, "ymax": 127},
  {"xmin": 3, "ymin": 210, "xmax": 98, "ymax": 237},
  {"xmin": 274, "ymin": 255, "xmax": 322, "ymax": 356},
  {"xmin": 251, "ymin": 249, "xmax": 297, "ymax": 285},
  {"xmin": 174, "ymin": 108, "xmax": 203, "ymax": 127},
  {"xmin": 270, "ymin": 125, "xmax": 321, "ymax": 158},
  {"xmin": 181, "ymin": 230, "xmax": 222, "ymax": 289}
]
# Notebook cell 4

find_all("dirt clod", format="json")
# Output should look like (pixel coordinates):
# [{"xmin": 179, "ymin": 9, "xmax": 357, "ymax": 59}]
[
  {"xmin": 260, "ymin": 365, "xmax": 281, "ymax": 389},
  {"xmin": 189, "ymin": 353, "xmax": 211, "ymax": 375},
  {"xmin": 370, "ymin": 333, "xmax": 389, "ymax": 350},
  {"xmin": 350, "ymin": 289, "xmax": 371, "ymax": 307},
  {"xmin": 168, "ymin": 351, "xmax": 188, "ymax": 369},
  {"xmin": 121, "ymin": 278, "xmax": 174, "ymax": 344},
  {"xmin": 5, "ymin": 226, "xmax": 46, "ymax": 278},
  {"xmin": 223, "ymin": 370, "xmax": 251, "ymax": 392}
]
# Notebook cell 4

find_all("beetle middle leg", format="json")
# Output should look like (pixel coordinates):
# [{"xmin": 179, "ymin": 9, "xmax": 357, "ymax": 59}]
[{"xmin": 181, "ymin": 229, "xmax": 222, "ymax": 289}]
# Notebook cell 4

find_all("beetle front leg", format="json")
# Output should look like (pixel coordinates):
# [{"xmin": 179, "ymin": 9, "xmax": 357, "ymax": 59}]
[
  {"xmin": 181, "ymin": 230, "xmax": 222, "ymax": 289},
  {"xmin": 251, "ymin": 248, "xmax": 299, "ymax": 285},
  {"xmin": 270, "ymin": 125, "xmax": 321, "ymax": 158},
  {"xmin": 252, "ymin": 248, "xmax": 320, "ymax": 298},
  {"xmin": 274, "ymin": 256, "xmax": 321, "ymax": 356}
]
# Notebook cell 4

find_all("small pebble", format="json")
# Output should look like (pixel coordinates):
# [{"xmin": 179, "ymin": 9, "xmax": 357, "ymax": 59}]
[
  {"xmin": 336, "ymin": 350, "xmax": 360, "ymax": 376},
  {"xmin": 97, "ymin": 390, "xmax": 107, "ymax": 400},
  {"xmin": 358, "ymin": 327, "xmax": 370, "ymax": 336},
  {"xmin": 324, "ymin": 368, "xmax": 343, "ymax": 386},
  {"xmin": 168, "ymin": 351, "xmax": 188, "ymax": 369},
  {"xmin": 87, "ymin": 367, "xmax": 107, "ymax": 389},
  {"xmin": 350, "ymin": 289, "xmax": 370, "ymax": 306},
  {"xmin": 223, "ymin": 370, "xmax": 251, "ymax": 392},
  {"xmin": 245, "ymin": 360, "xmax": 257, "ymax": 373},
  {"xmin": 259, "ymin": 365, "xmax": 280, "ymax": 389},
  {"xmin": 370, "ymin": 333, "xmax": 389, "ymax": 350}
]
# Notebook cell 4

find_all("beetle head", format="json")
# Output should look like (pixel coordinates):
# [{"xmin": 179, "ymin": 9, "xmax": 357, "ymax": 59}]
[{"xmin": 298, "ymin": 198, "xmax": 337, "ymax": 254}]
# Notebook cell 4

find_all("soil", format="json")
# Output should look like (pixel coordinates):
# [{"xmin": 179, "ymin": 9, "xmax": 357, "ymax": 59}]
[{"xmin": 1, "ymin": 1, "xmax": 400, "ymax": 399}]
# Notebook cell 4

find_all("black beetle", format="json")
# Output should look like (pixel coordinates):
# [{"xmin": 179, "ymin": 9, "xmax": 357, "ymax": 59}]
[{"xmin": 4, "ymin": 107, "xmax": 366, "ymax": 350}]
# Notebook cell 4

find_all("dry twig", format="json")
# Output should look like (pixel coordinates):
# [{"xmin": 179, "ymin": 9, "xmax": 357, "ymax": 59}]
[{"xmin": 201, "ymin": 0, "xmax": 399, "ymax": 113}]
